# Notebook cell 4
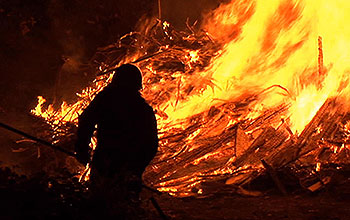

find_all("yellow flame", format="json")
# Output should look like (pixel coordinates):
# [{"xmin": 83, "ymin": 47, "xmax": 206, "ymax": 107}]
[
  {"xmin": 31, "ymin": 0, "xmax": 350, "ymax": 192},
  {"xmin": 316, "ymin": 162, "xmax": 321, "ymax": 172},
  {"xmin": 32, "ymin": 0, "xmax": 350, "ymax": 139},
  {"xmin": 155, "ymin": 0, "xmax": 350, "ymax": 134}
]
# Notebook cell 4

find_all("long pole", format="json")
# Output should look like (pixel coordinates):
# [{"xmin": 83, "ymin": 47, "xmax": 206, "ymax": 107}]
[
  {"xmin": 0, "ymin": 122, "xmax": 76, "ymax": 157},
  {"xmin": 158, "ymin": 0, "xmax": 162, "ymax": 19},
  {"xmin": 1, "ymin": 122, "xmax": 170, "ymax": 218}
]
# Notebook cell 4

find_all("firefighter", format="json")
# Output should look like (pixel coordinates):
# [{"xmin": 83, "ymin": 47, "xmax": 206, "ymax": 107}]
[{"xmin": 75, "ymin": 64, "xmax": 158, "ymax": 218}]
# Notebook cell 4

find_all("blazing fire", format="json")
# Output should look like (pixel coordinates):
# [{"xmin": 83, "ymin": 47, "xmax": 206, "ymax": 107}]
[{"xmin": 32, "ymin": 0, "xmax": 350, "ymax": 197}]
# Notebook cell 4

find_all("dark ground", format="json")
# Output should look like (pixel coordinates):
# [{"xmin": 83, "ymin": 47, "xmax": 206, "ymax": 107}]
[
  {"xmin": 0, "ymin": 1, "xmax": 350, "ymax": 219},
  {"xmin": 0, "ymin": 160, "xmax": 350, "ymax": 219}
]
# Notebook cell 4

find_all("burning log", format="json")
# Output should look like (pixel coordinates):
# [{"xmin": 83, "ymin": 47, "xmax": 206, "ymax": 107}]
[
  {"xmin": 266, "ymin": 98, "xmax": 346, "ymax": 169},
  {"xmin": 225, "ymin": 125, "xmax": 289, "ymax": 186},
  {"xmin": 261, "ymin": 159, "xmax": 287, "ymax": 195},
  {"xmin": 223, "ymin": 95, "xmax": 350, "ymax": 194}
]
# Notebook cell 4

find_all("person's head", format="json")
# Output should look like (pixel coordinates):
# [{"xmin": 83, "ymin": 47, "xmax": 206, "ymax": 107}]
[{"xmin": 110, "ymin": 64, "xmax": 142, "ymax": 91}]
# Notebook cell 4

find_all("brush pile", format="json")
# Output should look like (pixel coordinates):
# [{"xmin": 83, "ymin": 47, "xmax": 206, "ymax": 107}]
[{"xmin": 31, "ymin": 18, "xmax": 350, "ymax": 197}]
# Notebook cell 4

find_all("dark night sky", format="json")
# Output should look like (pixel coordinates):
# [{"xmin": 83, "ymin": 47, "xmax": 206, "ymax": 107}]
[
  {"xmin": 0, "ymin": 0, "xmax": 221, "ymax": 113},
  {"xmin": 0, "ymin": 0, "xmax": 221, "ymax": 174},
  {"xmin": 0, "ymin": 0, "xmax": 156, "ymax": 112}
]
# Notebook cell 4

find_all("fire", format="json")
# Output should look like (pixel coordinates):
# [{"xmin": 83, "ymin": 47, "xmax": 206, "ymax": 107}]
[
  {"xmin": 315, "ymin": 162, "xmax": 321, "ymax": 172},
  {"xmin": 31, "ymin": 96, "xmax": 81, "ymax": 125},
  {"xmin": 203, "ymin": 0, "xmax": 350, "ymax": 134},
  {"xmin": 31, "ymin": 0, "xmax": 350, "ymax": 196}
]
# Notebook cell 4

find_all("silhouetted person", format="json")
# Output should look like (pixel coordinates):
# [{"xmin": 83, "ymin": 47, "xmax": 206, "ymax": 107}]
[{"xmin": 75, "ymin": 64, "xmax": 158, "ymax": 218}]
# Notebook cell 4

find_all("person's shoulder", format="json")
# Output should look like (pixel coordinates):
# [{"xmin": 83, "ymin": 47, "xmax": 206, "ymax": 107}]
[
  {"xmin": 143, "ymin": 100, "xmax": 156, "ymax": 115},
  {"xmin": 97, "ymin": 85, "xmax": 118, "ymax": 97},
  {"xmin": 136, "ymin": 95, "xmax": 152, "ymax": 109},
  {"xmin": 88, "ymin": 86, "xmax": 115, "ymax": 105},
  {"xmin": 100, "ymin": 85, "xmax": 114, "ymax": 93}
]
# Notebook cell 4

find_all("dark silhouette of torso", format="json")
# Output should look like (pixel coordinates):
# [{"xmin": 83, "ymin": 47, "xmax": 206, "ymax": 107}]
[{"xmin": 76, "ymin": 85, "xmax": 158, "ymax": 179}]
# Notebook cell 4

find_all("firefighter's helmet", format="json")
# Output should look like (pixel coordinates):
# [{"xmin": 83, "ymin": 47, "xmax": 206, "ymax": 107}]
[{"xmin": 111, "ymin": 64, "xmax": 142, "ymax": 91}]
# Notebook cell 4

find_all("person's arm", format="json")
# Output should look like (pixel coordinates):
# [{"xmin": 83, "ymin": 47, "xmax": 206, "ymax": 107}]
[
  {"xmin": 75, "ymin": 94, "xmax": 102, "ymax": 164},
  {"xmin": 141, "ymin": 107, "xmax": 159, "ymax": 166},
  {"xmin": 149, "ymin": 111, "xmax": 159, "ymax": 158}
]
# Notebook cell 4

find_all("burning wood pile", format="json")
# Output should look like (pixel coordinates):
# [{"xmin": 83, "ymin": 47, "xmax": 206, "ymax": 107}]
[{"xmin": 31, "ymin": 0, "xmax": 350, "ymax": 198}]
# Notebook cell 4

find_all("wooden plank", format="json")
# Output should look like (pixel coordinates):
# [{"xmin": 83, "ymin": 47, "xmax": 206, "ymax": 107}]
[{"xmin": 261, "ymin": 159, "xmax": 288, "ymax": 195}]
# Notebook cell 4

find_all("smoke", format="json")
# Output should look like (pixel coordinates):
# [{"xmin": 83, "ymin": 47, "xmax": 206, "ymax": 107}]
[
  {"xmin": 45, "ymin": 0, "xmax": 157, "ymax": 104},
  {"xmin": 160, "ymin": 0, "xmax": 222, "ymax": 29}
]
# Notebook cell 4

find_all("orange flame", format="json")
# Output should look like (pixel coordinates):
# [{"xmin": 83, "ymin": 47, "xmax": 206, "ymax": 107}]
[{"xmin": 31, "ymin": 0, "xmax": 350, "ymax": 196}]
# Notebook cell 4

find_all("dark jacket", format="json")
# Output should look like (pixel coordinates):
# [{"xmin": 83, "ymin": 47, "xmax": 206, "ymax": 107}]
[{"xmin": 75, "ymin": 84, "xmax": 158, "ymax": 177}]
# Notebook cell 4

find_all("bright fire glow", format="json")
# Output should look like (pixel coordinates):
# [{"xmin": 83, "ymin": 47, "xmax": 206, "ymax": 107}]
[{"xmin": 31, "ymin": 0, "xmax": 350, "ymax": 196}]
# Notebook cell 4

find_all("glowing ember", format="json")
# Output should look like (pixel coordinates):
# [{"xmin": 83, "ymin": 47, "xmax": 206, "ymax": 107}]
[{"xmin": 315, "ymin": 162, "xmax": 321, "ymax": 172}]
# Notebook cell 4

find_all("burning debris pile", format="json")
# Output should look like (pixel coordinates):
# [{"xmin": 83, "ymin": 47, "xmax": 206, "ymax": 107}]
[{"xmin": 31, "ymin": 0, "xmax": 350, "ymax": 197}]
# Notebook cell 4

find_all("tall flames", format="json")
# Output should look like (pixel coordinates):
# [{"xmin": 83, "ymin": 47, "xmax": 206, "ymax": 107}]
[
  {"xmin": 32, "ymin": 0, "xmax": 350, "ymax": 196},
  {"xmin": 201, "ymin": 0, "xmax": 350, "ymax": 134}
]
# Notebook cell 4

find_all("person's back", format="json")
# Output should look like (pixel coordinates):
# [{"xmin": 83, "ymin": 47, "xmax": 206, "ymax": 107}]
[
  {"xmin": 89, "ymin": 85, "xmax": 157, "ymax": 177},
  {"xmin": 75, "ymin": 64, "xmax": 158, "ymax": 218}
]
